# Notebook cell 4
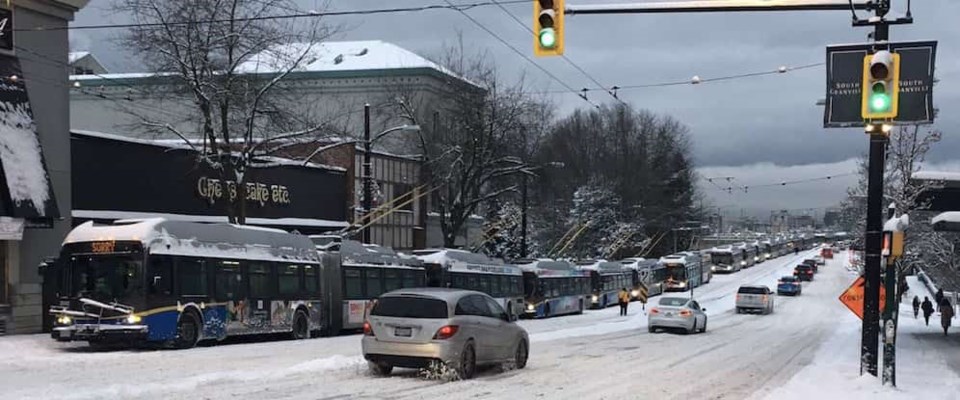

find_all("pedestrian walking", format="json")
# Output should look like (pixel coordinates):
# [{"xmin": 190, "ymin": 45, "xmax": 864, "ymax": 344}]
[
  {"xmin": 913, "ymin": 295, "xmax": 921, "ymax": 319},
  {"xmin": 936, "ymin": 288, "xmax": 944, "ymax": 312},
  {"xmin": 618, "ymin": 288, "xmax": 630, "ymax": 316},
  {"xmin": 922, "ymin": 297, "xmax": 935, "ymax": 326},
  {"xmin": 942, "ymin": 300, "xmax": 955, "ymax": 336}
]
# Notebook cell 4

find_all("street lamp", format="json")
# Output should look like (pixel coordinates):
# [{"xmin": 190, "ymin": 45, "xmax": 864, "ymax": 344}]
[
  {"xmin": 361, "ymin": 103, "xmax": 420, "ymax": 244},
  {"xmin": 520, "ymin": 161, "xmax": 565, "ymax": 257}
]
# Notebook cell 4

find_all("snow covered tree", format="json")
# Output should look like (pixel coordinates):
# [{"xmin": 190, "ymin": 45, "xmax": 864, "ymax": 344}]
[
  {"xmin": 560, "ymin": 181, "xmax": 623, "ymax": 258},
  {"xmin": 479, "ymin": 201, "xmax": 525, "ymax": 260},
  {"xmin": 114, "ymin": 0, "xmax": 338, "ymax": 223}
]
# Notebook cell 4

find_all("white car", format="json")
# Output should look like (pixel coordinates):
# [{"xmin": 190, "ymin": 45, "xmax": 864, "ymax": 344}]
[{"xmin": 648, "ymin": 296, "xmax": 707, "ymax": 334}]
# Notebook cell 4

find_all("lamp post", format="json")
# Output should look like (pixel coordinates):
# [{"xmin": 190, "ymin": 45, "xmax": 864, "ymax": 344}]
[{"xmin": 361, "ymin": 104, "xmax": 420, "ymax": 244}]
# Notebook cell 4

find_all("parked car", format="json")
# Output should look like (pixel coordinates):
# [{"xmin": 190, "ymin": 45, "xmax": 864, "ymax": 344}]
[
  {"xmin": 794, "ymin": 264, "xmax": 815, "ymax": 281},
  {"xmin": 813, "ymin": 255, "xmax": 826, "ymax": 266},
  {"xmin": 736, "ymin": 285, "xmax": 776, "ymax": 314},
  {"xmin": 361, "ymin": 288, "xmax": 529, "ymax": 379},
  {"xmin": 777, "ymin": 276, "xmax": 802, "ymax": 296},
  {"xmin": 648, "ymin": 296, "xmax": 708, "ymax": 334}
]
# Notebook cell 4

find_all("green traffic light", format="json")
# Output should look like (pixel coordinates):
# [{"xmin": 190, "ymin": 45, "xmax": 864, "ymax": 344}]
[
  {"xmin": 539, "ymin": 28, "xmax": 556, "ymax": 49},
  {"xmin": 870, "ymin": 93, "xmax": 890, "ymax": 112}
]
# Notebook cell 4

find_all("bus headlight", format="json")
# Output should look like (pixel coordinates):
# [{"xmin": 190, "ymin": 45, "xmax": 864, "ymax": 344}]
[
  {"xmin": 56, "ymin": 315, "xmax": 72, "ymax": 325},
  {"xmin": 677, "ymin": 282, "xmax": 686, "ymax": 287},
  {"xmin": 126, "ymin": 315, "xmax": 142, "ymax": 324},
  {"xmin": 526, "ymin": 304, "xmax": 535, "ymax": 312},
  {"xmin": 591, "ymin": 295, "xmax": 599, "ymax": 303},
  {"xmin": 754, "ymin": 256, "xmax": 759, "ymax": 262},
  {"xmin": 765, "ymin": 253, "xmax": 771, "ymax": 258},
  {"xmin": 711, "ymin": 266, "xmax": 717, "ymax": 271},
  {"xmin": 631, "ymin": 290, "xmax": 640, "ymax": 297},
  {"xmin": 741, "ymin": 261, "xmax": 747, "ymax": 266}
]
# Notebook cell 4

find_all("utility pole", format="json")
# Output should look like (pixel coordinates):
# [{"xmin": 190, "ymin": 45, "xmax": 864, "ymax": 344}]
[
  {"xmin": 520, "ymin": 174, "xmax": 529, "ymax": 257},
  {"xmin": 362, "ymin": 103, "xmax": 372, "ymax": 244}
]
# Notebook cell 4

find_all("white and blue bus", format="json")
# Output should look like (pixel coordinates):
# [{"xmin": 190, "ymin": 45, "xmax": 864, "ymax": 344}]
[
  {"xmin": 516, "ymin": 259, "xmax": 591, "ymax": 318},
  {"xmin": 310, "ymin": 236, "xmax": 426, "ymax": 332},
  {"xmin": 660, "ymin": 253, "xmax": 704, "ymax": 292},
  {"xmin": 708, "ymin": 246, "xmax": 743, "ymax": 274},
  {"xmin": 50, "ymin": 219, "xmax": 323, "ymax": 349},
  {"xmin": 415, "ymin": 249, "xmax": 525, "ymax": 319},
  {"xmin": 576, "ymin": 260, "xmax": 634, "ymax": 309},
  {"xmin": 620, "ymin": 258, "xmax": 666, "ymax": 299}
]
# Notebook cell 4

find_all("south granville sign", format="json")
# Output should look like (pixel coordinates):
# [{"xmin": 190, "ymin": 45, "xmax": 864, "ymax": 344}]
[{"xmin": 824, "ymin": 40, "xmax": 937, "ymax": 128}]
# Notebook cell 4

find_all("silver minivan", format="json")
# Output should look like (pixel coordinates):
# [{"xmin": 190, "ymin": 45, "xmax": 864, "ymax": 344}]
[{"xmin": 361, "ymin": 288, "xmax": 529, "ymax": 379}]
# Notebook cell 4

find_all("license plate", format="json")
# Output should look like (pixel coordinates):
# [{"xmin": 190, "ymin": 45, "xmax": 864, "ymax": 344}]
[
  {"xmin": 664, "ymin": 312, "xmax": 673, "ymax": 317},
  {"xmin": 394, "ymin": 327, "xmax": 412, "ymax": 337}
]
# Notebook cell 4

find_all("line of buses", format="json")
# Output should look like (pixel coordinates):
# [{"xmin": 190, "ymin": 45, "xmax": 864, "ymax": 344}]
[{"xmin": 45, "ymin": 218, "xmax": 814, "ymax": 349}]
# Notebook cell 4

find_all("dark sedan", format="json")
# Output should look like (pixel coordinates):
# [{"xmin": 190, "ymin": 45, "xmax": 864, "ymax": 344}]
[{"xmin": 794, "ymin": 265, "xmax": 815, "ymax": 281}]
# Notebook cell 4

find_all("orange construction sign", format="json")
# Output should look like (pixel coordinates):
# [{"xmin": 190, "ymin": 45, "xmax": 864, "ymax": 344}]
[{"xmin": 839, "ymin": 276, "xmax": 886, "ymax": 320}]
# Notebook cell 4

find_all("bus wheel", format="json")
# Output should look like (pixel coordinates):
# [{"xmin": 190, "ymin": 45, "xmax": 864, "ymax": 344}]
[
  {"xmin": 291, "ymin": 310, "xmax": 309, "ymax": 340},
  {"xmin": 577, "ymin": 300, "xmax": 584, "ymax": 315},
  {"xmin": 174, "ymin": 311, "xmax": 200, "ymax": 350},
  {"xmin": 545, "ymin": 304, "xmax": 552, "ymax": 318},
  {"xmin": 506, "ymin": 302, "xmax": 513, "ymax": 320}
]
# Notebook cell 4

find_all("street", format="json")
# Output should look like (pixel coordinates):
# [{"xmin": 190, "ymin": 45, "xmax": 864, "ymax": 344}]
[{"xmin": 1, "ymin": 250, "xmax": 855, "ymax": 400}]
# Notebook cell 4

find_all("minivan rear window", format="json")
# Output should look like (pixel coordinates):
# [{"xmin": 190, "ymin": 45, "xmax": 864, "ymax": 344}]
[
  {"xmin": 371, "ymin": 296, "xmax": 449, "ymax": 319},
  {"xmin": 738, "ymin": 286, "xmax": 768, "ymax": 294}
]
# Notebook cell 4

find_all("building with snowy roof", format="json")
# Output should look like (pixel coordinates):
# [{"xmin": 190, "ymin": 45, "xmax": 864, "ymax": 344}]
[{"xmin": 67, "ymin": 51, "xmax": 108, "ymax": 75}]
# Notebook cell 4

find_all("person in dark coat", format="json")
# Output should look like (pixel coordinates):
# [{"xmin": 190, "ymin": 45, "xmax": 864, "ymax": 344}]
[
  {"xmin": 936, "ymin": 289, "xmax": 945, "ymax": 312},
  {"xmin": 942, "ymin": 299, "xmax": 955, "ymax": 336},
  {"xmin": 922, "ymin": 297, "xmax": 935, "ymax": 326},
  {"xmin": 913, "ymin": 296, "xmax": 921, "ymax": 319}
]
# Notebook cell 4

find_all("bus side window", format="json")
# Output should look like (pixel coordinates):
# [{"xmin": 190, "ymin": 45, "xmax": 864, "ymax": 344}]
[
  {"xmin": 248, "ymin": 262, "xmax": 273, "ymax": 298},
  {"xmin": 467, "ymin": 275, "xmax": 479, "ymax": 291},
  {"xmin": 401, "ymin": 270, "xmax": 418, "ymax": 288},
  {"xmin": 452, "ymin": 273, "xmax": 466, "ymax": 289},
  {"xmin": 177, "ymin": 258, "xmax": 207, "ymax": 298},
  {"xmin": 303, "ymin": 265, "xmax": 318, "ymax": 294},
  {"xmin": 215, "ymin": 261, "xmax": 242, "ymax": 300},
  {"xmin": 490, "ymin": 276, "xmax": 501, "ymax": 297},
  {"xmin": 384, "ymin": 269, "xmax": 401, "ymax": 292},
  {"xmin": 147, "ymin": 256, "xmax": 173, "ymax": 296},
  {"xmin": 343, "ymin": 268, "xmax": 363, "ymax": 299},
  {"xmin": 279, "ymin": 265, "xmax": 300, "ymax": 297},
  {"xmin": 365, "ymin": 268, "xmax": 383, "ymax": 298}
]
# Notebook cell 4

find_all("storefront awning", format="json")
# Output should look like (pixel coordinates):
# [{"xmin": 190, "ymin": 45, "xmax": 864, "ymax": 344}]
[{"xmin": 0, "ymin": 54, "xmax": 59, "ymax": 220}]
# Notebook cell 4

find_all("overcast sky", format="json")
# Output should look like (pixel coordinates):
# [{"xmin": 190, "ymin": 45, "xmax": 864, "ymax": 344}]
[{"xmin": 69, "ymin": 0, "xmax": 960, "ymax": 216}]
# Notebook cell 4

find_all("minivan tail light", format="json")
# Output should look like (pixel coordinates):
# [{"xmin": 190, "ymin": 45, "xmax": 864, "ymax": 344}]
[
  {"xmin": 433, "ymin": 325, "xmax": 459, "ymax": 340},
  {"xmin": 363, "ymin": 321, "xmax": 374, "ymax": 336}
]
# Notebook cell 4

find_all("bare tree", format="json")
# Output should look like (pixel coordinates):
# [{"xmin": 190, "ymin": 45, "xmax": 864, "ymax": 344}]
[{"xmin": 114, "ymin": 0, "xmax": 339, "ymax": 223}]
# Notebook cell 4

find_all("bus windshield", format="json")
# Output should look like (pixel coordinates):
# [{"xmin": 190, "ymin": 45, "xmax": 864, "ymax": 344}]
[
  {"xmin": 664, "ymin": 264, "xmax": 687, "ymax": 280},
  {"xmin": 68, "ymin": 255, "xmax": 144, "ymax": 303},
  {"xmin": 711, "ymin": 254, "xmax": 734, "ymax": 265}
]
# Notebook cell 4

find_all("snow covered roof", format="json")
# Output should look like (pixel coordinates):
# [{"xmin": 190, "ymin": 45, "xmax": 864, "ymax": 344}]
[
  {"xmin": 913, "ymin": 171, "xmax": 960, "ymax": 182},
  {"xmin": 63, "ymin": 218, "xmax": 321, "ymax": 263},
  {"xmin": 70, "ymin": 41, "xmax": 479, "ymax": 88},
  {"xmin": 73, "ymin": 210, "xmax": 349, "ymax": 229},
  {"xmin": 932, "ymin": 212, "xmax": 960, "ymax": 231},
  {"xmin": 68, "ymin": 52, "xmax": 89, "ymax": 64}
]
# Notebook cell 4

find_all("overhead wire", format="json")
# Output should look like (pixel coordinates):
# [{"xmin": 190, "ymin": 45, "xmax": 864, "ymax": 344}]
[{"xmin": 704, "ymin": 172, "xmax": 858, "ymax": 194}]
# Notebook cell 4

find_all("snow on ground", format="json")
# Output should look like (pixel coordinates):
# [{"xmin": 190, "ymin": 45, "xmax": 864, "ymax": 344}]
[
  {"xmin": 0, "ymin": 248, "xmax": 880, "ymax": 400},
  {"xmin": 758, "ymin": 263, "xmax": 960, "ymax": 400}
]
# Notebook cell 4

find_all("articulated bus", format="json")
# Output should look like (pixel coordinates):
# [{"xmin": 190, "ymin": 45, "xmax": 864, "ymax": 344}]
[
  {"xmin": 415, "ymin": 249, "xmax": 525, "ymax": 319},
  {"xmin": 748, "ymin": 241, "xmax": 763, "ymax": 264},
  {"xmin": 516, "ymin": 259, "xmax": 590, "ymax": 318},
  {"xmin": 50, "ymin": 219, "xmax": 324, "ymax": 349},
  {"xmin": 732, "ymin": 243, "xmax": 756, "ymax": 269},
  {"xmin": 660, "ymin": 253, "xmax": 704, "ymax": 292},
  {"xmin": 576, "ymin": 260, "xmax": 634, "ymax": 309},
  {"xmin": 708, "ymin": 246, "xmax": 743, "ymax": 274},
  {"xmin": 620, "ymin": 258, "xmax": 666, "ymax": 299},
  {"xmin": 310, "ymin": 236, "xmax": 426, "ymax": 331},
  {"xmin": 760, "ymin": 239, "xmax": 776, "ymax": 261}
]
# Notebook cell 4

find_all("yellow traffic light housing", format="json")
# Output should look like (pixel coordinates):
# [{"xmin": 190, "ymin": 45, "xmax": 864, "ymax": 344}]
[
  {"xmin": 881, "ymin": 230, "xmax": 904, "ymax": 259},
  {"xmin": 861, "ymin": 50, "xmax": 900, "ymax": 120},
  {"xmin": 534, "ymin": 0, "xmax": 564, "ymax": 57}
]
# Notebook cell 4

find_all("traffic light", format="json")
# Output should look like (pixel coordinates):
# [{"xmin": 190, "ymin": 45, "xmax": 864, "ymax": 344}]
[
  {"xmin": 861, "ymin": 50, "xmax": 900, "ymax": 120},
  {"xmin": 881, "ymin": 230, "xmax": 904, "ymax": 259},
  {"xmin": 534, "ymin": 0, "xmax": 564, "ymax": 57}
]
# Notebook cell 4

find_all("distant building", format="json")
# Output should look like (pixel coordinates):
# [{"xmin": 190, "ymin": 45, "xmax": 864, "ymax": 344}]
[
  {"xmin": 823, "ymin": 208, "xmax": 841, "ymax": 227},
  {"xmin": 67, "ymin": 51, "xmax": 108, "ymax": 75}
]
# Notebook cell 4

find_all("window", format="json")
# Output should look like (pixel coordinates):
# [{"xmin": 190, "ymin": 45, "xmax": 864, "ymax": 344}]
[
  {"xmin": 384, "ymin": 269, "xmax": 401, "ymax": 292},
  {"xmin": 395, "ymin": 183, "xmax": 414, "ymax": 211},
  {"xmin": 479, "ymin": 276, "xmax": 490, "ymax": 294},
  {"xmin": 483, "ymin": 296, "xmax": 507, "ymax": 320},
  {"xmin": 147, "ymin": 256, "xmax": 173, "ymax": 296},
  {"xmin": 467, "ymin": 275, "xmax": 479, "ymax": 291},
  {"xmin": 215, "ymin": 261, "xmax": 242, "ymax": 300},
  {"xmin": 510, "ymin": 276, "xmax": 521, "ymax": 296},
  {"xmin": 372, "ymin": 296, "xmax": 448, "ymax": 319},
  {"xmin": 344, "ymin": 268, "xmax": 363, "ymax": 299},
  {"xmin": 455, "ymin": 295, "xmax": 492, "ymax": 317},
  {"xmin": 490, "ymin": 275, "xmax": 501, "ymax": 297},
  {"xmin": 452, "ymin": 273, "xmax": 466, "ymax": 289},
  {"xmin": 178, "ymin": 259, "xmax": 207, "ymax": 297},
  {"xmin": 403, "ymin": 270, "xmax": 421, "ymax": 288},
  {"xmin": 279, "ymin": 265, "xmax": 300, "ymax": 295},
  {"xmin": 248, "ymin": 263, "xmax": 272, "ymax": 298},
  {"xmin": 365, "ymin": 269, "xmax": 383, "ymax": 298},
  {"xmin": 304, "ymin": 265, "xmax": 318, "ymax": 293}
]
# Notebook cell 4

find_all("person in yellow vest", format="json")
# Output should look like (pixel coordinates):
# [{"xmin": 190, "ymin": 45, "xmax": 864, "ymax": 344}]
[{"xmin": 618, "ymin": 288, "xmax": 630, "ymax": 316}]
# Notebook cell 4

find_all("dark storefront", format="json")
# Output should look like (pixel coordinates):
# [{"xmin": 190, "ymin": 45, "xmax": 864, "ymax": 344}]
[{"xmin": 71, "ymin": 131, "xmax": 349, "ymax": 233}]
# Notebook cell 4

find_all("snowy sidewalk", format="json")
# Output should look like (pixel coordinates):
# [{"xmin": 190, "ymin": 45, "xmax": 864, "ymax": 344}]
[{"xmin": 758, "ymin": 277, "xmax": 960, "ymax": 400}]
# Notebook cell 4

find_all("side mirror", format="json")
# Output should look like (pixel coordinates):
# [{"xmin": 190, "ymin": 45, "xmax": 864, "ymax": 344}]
[{"xmin": 701, "ymin": 308, "xmax": 707, "ymax": 312}]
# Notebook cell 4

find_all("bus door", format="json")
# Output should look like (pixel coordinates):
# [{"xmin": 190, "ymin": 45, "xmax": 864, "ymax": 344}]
[{"xmin": 245, "ymin": 261, "xmax": 274, "ymax": 331}]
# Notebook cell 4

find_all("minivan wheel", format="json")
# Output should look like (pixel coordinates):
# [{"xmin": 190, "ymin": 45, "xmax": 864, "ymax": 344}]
[
  {"xmin": 459, "ymin": 342, "xmax": 477, "ymax": 380},
  {"xmin": 514, "ymin": 340, "xmax": 529, "ymax": 369},
  {"xmin": 369, "ymin": 361, "xmax": 393, "ymax": 376}
]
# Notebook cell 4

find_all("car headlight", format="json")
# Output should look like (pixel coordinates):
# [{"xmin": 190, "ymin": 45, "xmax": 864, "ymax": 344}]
[
  {"xmin": 631, "ymin": 290, "xmax": 640, "ymax": 297},
  {"xmin": 711, "ymin": 266, "xmax": 717, "ymax": 271},
  {"xmin": 126, "ymin": 315, "xmax": 142, "ymax": 324},
  {"xmin": 591, "ymin": 295, "xmax": 599, "ymax": 302},
  {"xmin": 741, "ymin": 261, "xmax": 747, "ymax": 266},
  {"xmin": 56, "ymin": 315, "xmax": 72, "ymax": 325},
  {"xmin": 678, "ymin": 282, "xmax": 686, "ymax": 287},
  {"xmin": 526, "ymin": 303, "xmax": 535, "ymax": 311},
  {"xmin": 765, "ymin": 253, "xmax": 771, "ymax": 258}
]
